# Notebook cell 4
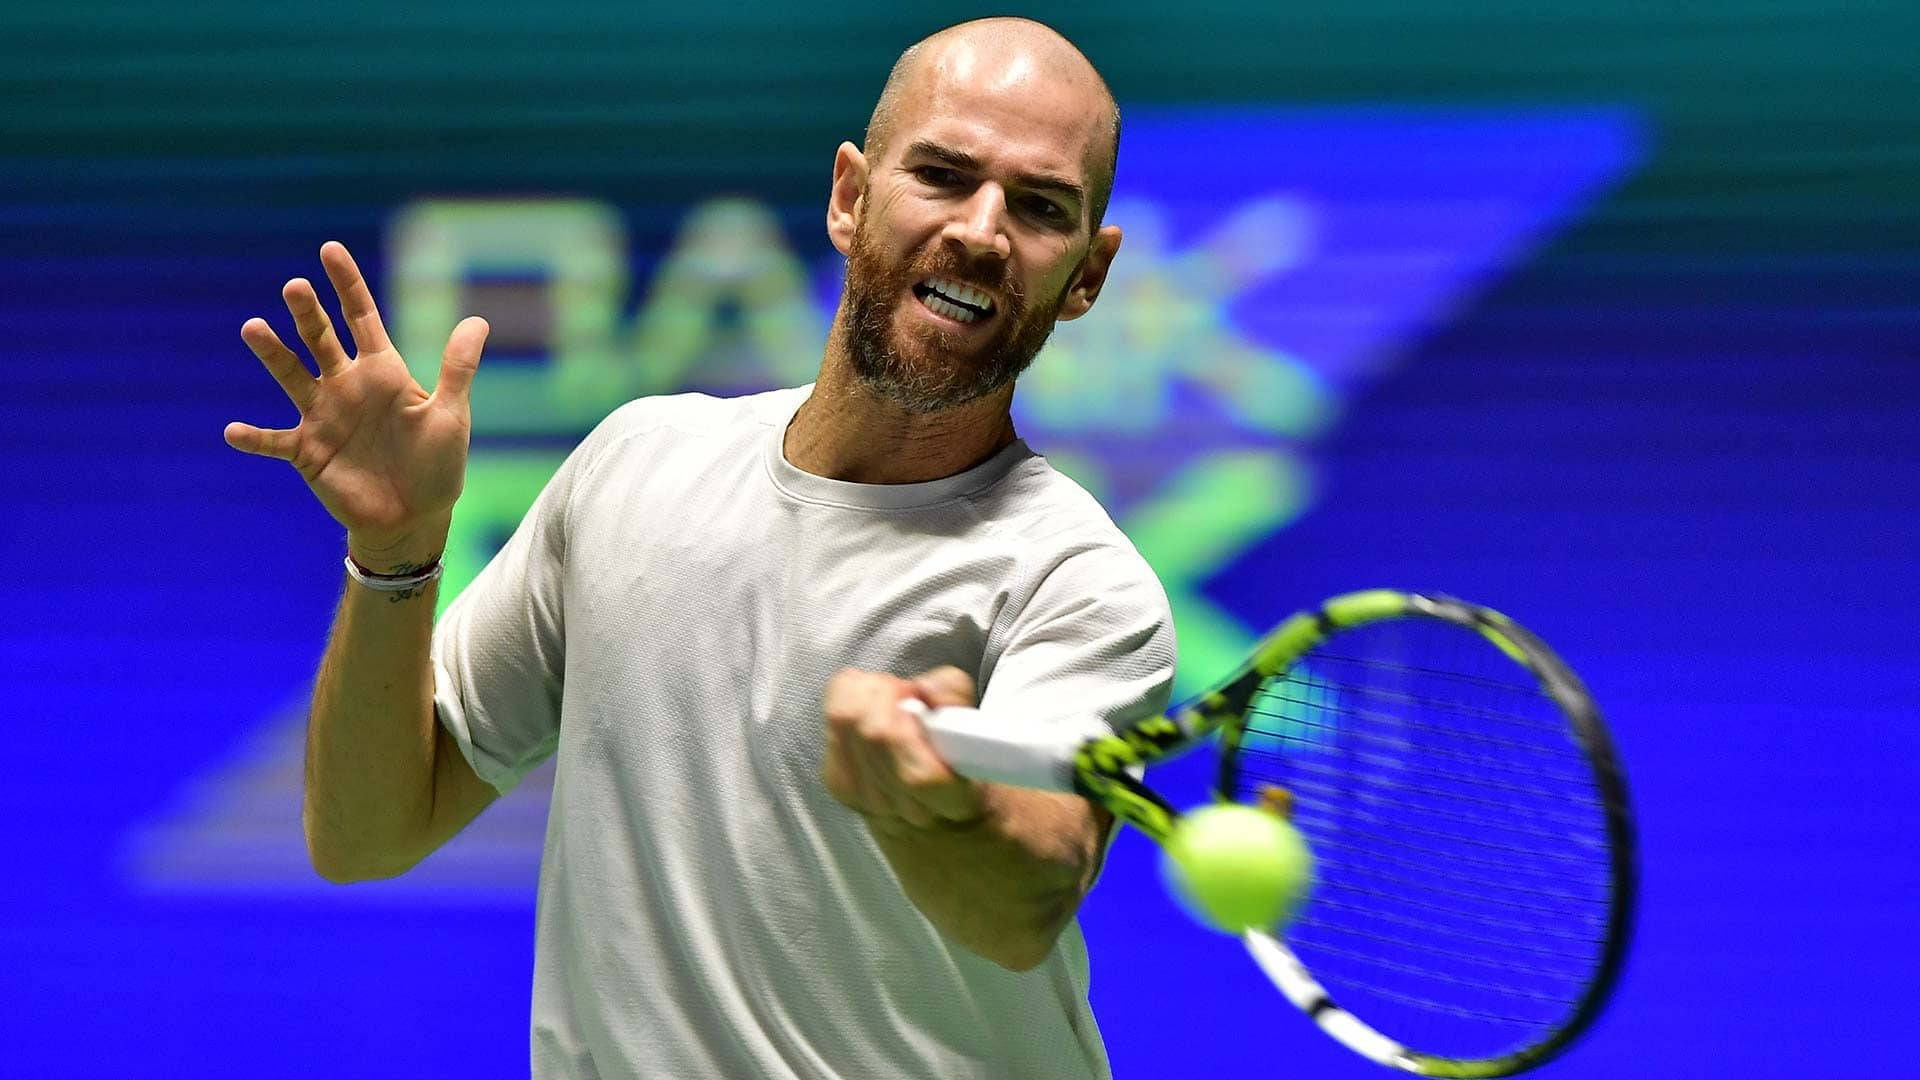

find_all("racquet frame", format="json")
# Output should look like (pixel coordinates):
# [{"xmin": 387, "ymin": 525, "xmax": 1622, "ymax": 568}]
[{"xmin": 933, "ymin": 589, "xmax": 1636, "ymax": 1077}]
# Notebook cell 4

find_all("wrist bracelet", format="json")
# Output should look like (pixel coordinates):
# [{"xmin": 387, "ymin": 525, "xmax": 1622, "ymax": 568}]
[{"xmin": 343, "ymin": 555, "xmax": 444, "ymax": 592}]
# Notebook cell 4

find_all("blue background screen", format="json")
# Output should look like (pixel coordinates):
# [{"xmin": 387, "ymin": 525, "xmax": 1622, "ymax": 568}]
[{"xmin": 2, "ymin": 5, "xmax": 1916, "ymax": 1077}]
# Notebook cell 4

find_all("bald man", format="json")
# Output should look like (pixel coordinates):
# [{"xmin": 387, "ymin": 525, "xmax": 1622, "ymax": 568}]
[{"xmin": 228, "ymin": 17, "xmax": 1172, "ymax": 1079}]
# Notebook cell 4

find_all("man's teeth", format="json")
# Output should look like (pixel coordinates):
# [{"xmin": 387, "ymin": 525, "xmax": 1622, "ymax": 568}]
[
  {"xmin": 918, "ymin": 277, "xmax": 994, "ymax": 323},
  {"xmin": 928, "ymin": 277, "xmax": 993, "ymax": 311},
  {"xmin": 921, "ymin": 292, "xmax": 980, "ymax": 323}
]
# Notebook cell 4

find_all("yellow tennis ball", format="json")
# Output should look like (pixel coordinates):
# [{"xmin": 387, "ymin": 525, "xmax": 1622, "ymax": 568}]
[{"xmin": 1160, "ymin": 803, "xmax": 1315, "ymax": 934}]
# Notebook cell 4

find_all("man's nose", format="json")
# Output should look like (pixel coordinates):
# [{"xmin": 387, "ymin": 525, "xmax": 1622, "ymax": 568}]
[{"xmin": 943, "ymin": 184, "xmax": 1011, "ymax": 262}]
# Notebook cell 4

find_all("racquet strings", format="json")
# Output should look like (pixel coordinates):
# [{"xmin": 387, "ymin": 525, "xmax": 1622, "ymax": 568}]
[{"xmin": 1230, "ymin": 617, "xmax": 1614, "ymax": 1061}]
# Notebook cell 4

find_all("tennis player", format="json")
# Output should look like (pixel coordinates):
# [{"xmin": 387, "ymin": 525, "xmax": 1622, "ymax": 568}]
[{"xmin": 227, "ymin": 17, "xmax": 1174, "ymax": 1079}]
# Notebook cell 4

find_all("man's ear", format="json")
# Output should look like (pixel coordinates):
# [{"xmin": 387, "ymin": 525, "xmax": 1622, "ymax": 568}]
[
  {"xmin": 827, "ymin": 142, "xmax": 868, "ymax": 257},
  {"xmin": 1057, "ymin": 224, "xmax": 1122, "ymax": 322}
]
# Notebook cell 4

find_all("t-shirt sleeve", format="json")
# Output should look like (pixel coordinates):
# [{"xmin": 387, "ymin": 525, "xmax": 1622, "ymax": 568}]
[
  {"xmin": 977, "ymin": 542, "xmax": 1177, "ymax": 738},
  {"xmin": 431, "ymin": 423, "xmax": 609, "ymax": 795}
]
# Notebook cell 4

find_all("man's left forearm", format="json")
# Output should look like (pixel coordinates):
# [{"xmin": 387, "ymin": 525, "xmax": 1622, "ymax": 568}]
[{"xmin": 867, "ymin": 782, "xmax": 1111, "ymax": 971}]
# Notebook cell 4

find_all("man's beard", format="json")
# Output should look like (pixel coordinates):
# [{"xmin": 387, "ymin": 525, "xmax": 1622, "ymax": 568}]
[{"xmin": 841, "ymin": 217, "xmax": 1068, "ymax": 414}]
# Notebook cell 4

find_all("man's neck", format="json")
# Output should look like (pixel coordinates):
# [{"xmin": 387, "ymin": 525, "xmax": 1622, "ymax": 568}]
[{"xmin": 784, "ymin": 348, "xmax": 1018, "ymax": 486}]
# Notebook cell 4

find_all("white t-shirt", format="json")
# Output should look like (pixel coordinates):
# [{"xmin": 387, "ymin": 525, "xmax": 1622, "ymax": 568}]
[{"xmin": 432, "ymin": 385, "xmax": 1176, "ymax": 1080}]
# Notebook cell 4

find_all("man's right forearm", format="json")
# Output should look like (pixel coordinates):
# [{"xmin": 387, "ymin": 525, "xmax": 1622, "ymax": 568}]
[{"xmin": 304, "ymin": 530, "xmax": 447, "ymax": 883}]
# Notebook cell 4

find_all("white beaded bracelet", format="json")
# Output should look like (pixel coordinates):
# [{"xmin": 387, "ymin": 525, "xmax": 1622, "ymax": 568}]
[{"xmin": 343, "ymin": 555, "xmax": 444, "ymax": 592}]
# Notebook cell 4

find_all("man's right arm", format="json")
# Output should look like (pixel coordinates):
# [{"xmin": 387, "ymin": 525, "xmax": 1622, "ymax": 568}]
[{"xmin": 303, "ymin": 523, "xmax": 499, "ymax": 883}]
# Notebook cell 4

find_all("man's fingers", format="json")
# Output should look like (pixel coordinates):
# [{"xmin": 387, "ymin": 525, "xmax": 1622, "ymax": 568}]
[
  {"xmin": 885, "ymin": 699, "xmax": 989, "ymax": 825},
  {"xmin": 886, "ymin": 700, "xmax": 957, "ymax": 783},
  {"xmin": 831, "ymin": 723, "xmax": 902, "ymax": 821},
  {"xmin": 894, "ymin": 687, "xmax": 991, "ymax": 823},
  {"xmin": 318, "ymin": 241, "xmax": 394, "ymax": 354},
  {"xmin": 433, "ymin": 316, "xmax": 490, "ymax": 407},
  {"xmin": 859, "ymin": 736, "xmax": 941, "ymax": 828},
  {"xmin": 241, "ymin": 317, "xmax": 315, "ymax": 411},
  {"xmin": 875, "ymin": 730, "xmax": 946, "ymax": 799},
  {"xmin": 223, "ymin": 421, "xmax": 298, "ymax": 461},
  {"xmin": 282, "ymin": 277, "xmax": 352, "ymax": 376},
  {"xmin": 913, "ymin": 666, "xmax": 978, "ymax": 709},
  {"xmin": 823, "ymin": 668, "xmax": 984, "ymax": 828}
]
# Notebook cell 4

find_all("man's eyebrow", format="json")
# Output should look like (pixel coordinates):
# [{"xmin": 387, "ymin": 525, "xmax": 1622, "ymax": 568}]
[{"xmin": 903, "ymin": 140, "xmax": 1086, "ymax": 205}]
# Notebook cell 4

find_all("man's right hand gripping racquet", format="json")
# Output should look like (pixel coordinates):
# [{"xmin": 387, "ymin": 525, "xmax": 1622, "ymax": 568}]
[{"xmin": 919, "ymin": 590, "xmax": 1636, "ymax": 1078}]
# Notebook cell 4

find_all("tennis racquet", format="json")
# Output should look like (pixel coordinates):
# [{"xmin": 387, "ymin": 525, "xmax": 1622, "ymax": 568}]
[{"xmin": 918, "ymin": 589, "xmax": 1635, "ymax": 1078}]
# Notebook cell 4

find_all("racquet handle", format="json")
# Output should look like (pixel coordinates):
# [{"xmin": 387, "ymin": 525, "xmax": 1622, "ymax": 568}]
[{"xmin": 904, "ymin": 701, "xmax": 1106, "ymax": 794}]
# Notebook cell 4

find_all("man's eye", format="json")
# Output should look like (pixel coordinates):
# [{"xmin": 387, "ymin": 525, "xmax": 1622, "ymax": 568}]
[
  {"xmin": 1023, "ymin": 197, "xmax": 1069, "ymax": 225},
  {"xmin": 916, "ymin": 166, "xmax": 961, "ymax": 187}
]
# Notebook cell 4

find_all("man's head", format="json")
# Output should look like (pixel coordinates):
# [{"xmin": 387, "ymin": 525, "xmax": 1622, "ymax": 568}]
[
  {"xmin": 865, "ymin": 20, "xmax": 1122, "ymax": 231},
  {"xmin": 826, "ymin": 17, "xmax": 1124, "ymax": 414}
]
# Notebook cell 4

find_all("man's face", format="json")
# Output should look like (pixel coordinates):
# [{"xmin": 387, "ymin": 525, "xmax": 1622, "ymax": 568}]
[{"xmin": 837, "ymin": 45, "xmax": 1115, "ymax": 413}]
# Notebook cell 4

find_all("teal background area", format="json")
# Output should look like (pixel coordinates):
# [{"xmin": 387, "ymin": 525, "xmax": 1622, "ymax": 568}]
[{"xmin": 3, "ymin": 4, "xmax": 1917, "ymax": 1078}]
